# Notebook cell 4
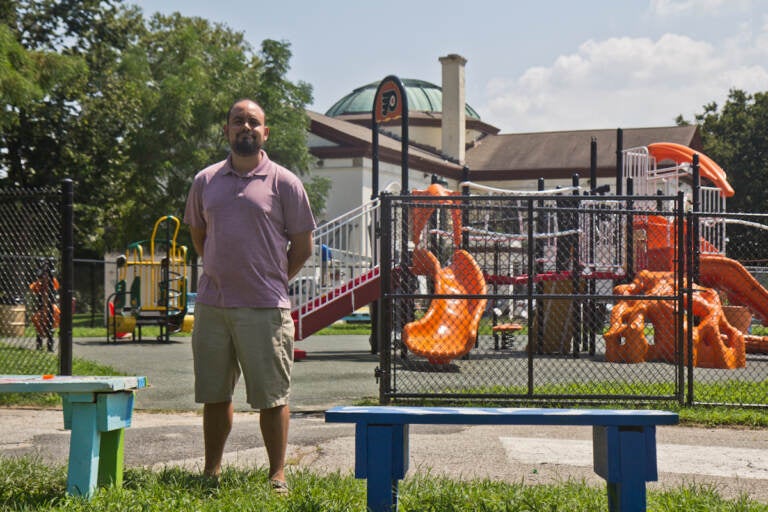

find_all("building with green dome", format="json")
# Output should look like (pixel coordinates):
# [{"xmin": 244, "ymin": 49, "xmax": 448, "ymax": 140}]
[
  {"xmin": 305, "ymin": 54, "xmax": 701, "ymax": 224},
  {"xmin": 325, "ymin": 78, "xmax": 482, "ymax": 120}
]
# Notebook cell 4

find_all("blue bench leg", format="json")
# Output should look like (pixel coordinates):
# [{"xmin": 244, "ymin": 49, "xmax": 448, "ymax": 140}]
[
  {"xmin": 65, "ymin": 400, "xmax": 101, "ymax": 497},
  {"xmin": 593, "ymin": 425, "xmax": 657, "ymax": 512},
  {"xmin": 356, "ymin": 423, "xmax": 409, "ymax": 512},
  {"xmin": 62, "ymin": 391, "xmax": 135, "ymax": 498}
]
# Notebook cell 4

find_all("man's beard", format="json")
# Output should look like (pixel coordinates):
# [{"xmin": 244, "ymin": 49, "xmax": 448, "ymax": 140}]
[{"xmin": 232, "ymin": 137, "xmax": 261, "ymax": 156}]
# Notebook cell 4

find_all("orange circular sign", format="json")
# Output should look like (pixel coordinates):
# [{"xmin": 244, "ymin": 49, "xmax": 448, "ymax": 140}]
[{"xmin": 374, "ymin": 80, "xmax": 403, "ymax": 123}]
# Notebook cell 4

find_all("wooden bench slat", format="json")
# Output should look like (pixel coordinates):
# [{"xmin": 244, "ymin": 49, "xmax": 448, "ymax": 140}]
[
  {"xmin": 326, "ymin": 406, "xmax": 678, "ymax": 426},
  {"xmin": 0, "ymin": 375, "xmax": 147, "ymax": 393}
]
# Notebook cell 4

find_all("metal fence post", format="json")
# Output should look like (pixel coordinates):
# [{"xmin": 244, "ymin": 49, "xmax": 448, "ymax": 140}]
[
  {"xmin": 379, "ymin": 194, "xmax": 393, "ymax": 404},
  {"xmin": 60, "ymin": 179, "xmax": 74, "ymax": 375}
]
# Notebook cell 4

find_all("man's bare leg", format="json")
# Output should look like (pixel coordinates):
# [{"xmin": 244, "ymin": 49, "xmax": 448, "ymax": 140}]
[
  {"xmin": 260, "ymin": 404, "xmax": 290, "ymax": 482},
  {"xmin": 203, "ymin": 401, "xmax": 233, "ymax": 477}
]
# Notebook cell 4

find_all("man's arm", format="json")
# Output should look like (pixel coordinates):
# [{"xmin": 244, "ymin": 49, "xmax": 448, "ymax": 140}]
[
  {"xmin": 189, "ymin": 225, "xmax": 206, "ymax": 260},
  {"xmin": 287, "ymin": 231, "xmax": 313, "ymax": 280}
]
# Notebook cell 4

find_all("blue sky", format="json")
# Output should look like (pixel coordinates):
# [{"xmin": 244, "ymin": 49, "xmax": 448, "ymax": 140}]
[{"xmin": 131, "ymin": 0, "xmax": 767, "ymax": 133}]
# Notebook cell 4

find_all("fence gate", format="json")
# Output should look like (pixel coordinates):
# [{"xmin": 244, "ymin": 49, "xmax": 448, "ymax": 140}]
[{"xmin": 378, "ymin": 192, "xmax": 693, "ymax": 406}]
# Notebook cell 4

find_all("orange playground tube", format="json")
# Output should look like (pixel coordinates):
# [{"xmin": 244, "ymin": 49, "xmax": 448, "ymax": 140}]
[
  {"xmin": 410, "ymin": 183, "xmax": 463, "ymax": 247},
  {"xmin": 403, "ymin": 248, "xmax": 487, "ymax": 365}
]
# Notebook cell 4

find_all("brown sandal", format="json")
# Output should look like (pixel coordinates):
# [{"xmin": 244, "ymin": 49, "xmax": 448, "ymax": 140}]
[{"xmin": 270, "ymin": 479, "xmax": 290, "ymax": 495}]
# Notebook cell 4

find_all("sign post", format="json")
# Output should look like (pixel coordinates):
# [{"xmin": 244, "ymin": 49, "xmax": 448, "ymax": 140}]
[{"xmin": 371, "ymin": 75, "xmax": 409, "ymax": 197}]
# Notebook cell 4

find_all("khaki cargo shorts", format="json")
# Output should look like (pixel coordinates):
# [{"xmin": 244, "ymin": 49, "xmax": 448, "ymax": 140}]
[{"xmin": 191, "ymin": 303, "xmax": 294, "ymax": 410}]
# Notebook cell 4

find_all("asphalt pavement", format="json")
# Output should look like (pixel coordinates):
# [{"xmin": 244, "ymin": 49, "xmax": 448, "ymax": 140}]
[
  {"xmin": 1, "ymin": 333, "xmax": 768, "ymax": 503},
  {"xmin": 68, "ymin": 333, "xmax": 380, "ymax": 412}
]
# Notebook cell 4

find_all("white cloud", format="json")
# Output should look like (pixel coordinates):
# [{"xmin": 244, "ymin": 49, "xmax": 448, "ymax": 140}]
[{"xmin": 481, "ymin": 31, "xmax": 767, "ymax": 133}]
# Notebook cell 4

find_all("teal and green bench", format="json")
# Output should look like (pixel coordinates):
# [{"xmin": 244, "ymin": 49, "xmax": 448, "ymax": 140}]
[
  {"xmin": 0, "ymin": 375, "xmax": 147, "ymax": 498},
  {"xmin": 325, "ymin": 405, "xmax": 679, "ymax": 512}
]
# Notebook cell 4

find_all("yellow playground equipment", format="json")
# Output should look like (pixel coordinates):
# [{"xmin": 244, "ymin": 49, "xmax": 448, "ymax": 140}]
[{"xmin": 107, "ymin": 215, "xmax": 191, "ymax": 342}]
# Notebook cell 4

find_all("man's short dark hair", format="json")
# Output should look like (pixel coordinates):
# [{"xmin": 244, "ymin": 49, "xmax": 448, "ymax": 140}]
[{"xmin": 226, "ymin": 98, "xmax": 264, "ymax": 124}]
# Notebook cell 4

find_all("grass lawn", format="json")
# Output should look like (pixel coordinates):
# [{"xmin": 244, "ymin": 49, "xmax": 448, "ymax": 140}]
[
  {"xmin": 0, "ymin": 322, "xmax": 748, "ymax": 509},
  {"xmin": 1, "ymin": 459, "xmax": 766, "ymax": 511},
  {"xmin": 1, "ymin": 325, "xmax": 767, "ymax": 509},
  {"xmin": 75, "ymin": 313, "xmax": 372, "ymax": 338}
]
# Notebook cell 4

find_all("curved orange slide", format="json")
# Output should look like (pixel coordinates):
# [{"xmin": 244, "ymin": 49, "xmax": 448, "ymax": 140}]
[
  {"xmin": 699, "ymin": 254, "xmax": 768, "ymax": 325},
  {"xmin": 403, "ymin": 248, "xmax": 487, "ymax": 365},
  {"xmin": 647, "ymin": 142, "xmax": 734, "ymax": 197}
]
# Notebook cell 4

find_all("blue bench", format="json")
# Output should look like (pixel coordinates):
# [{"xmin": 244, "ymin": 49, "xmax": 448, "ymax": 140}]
[
  {"xmin": 325, "ymin": 405, "xmax": 679, "ymax": 512},
  {"xmin": 0, "ymin": 375, "xmax": 147, "ymax": 498}
]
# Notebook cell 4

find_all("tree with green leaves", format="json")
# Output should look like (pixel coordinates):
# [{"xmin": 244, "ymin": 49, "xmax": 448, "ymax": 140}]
[
  {"xmin": 684, "ymin": 89, "xmax": 768, "ymax": 214},
  {"xmin": 678, "ymin": 88, "xmax": 768, "ymax": 260},
  {"xmin": 1, "ymin": 1, "xmax": 326, "ymax": 259}
]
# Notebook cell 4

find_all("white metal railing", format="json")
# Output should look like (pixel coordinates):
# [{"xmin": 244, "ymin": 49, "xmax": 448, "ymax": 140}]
[
  {"xmin": 578, "ymin": 198, "xmax": 627, "ymax": 275},
  {"xmin": 459, "ymin": 181, "xmax": 581, "ymax": 196},
  {"xmin": 622, "ymin": 146, "xmax": 727, "ymax": 255},
  {"xmin": 289, "ymin": 197, "xmax": 381, "ymax": 321},
  {"xmin": 622, "ymin": 146, "xmax": 653, "ymax": 197}
]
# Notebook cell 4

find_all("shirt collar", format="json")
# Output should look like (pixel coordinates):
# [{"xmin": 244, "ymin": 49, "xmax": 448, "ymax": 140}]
[{"xmin": 223, "ymin": 150, "xmax": 270, "ymax": 177}]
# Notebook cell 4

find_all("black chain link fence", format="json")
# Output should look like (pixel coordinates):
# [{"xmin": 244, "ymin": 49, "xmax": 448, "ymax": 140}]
[
  {"xmin": 378, "ymin": 192, "xmax": 767, "ymax": 408},
  {"xmin": 73, "ymin": 259, "xmax": 108, "ymax": 328},
  {"xmin": 688, "ymin": 211, "xmax": 768, "ymax": 405},
  {"xmin": 0, "ymin": 185, "xmax": 64, "ymax": 373},
  {"xmin": 3, "ymin": 183, "xmax": 765, "ymax": 408}
]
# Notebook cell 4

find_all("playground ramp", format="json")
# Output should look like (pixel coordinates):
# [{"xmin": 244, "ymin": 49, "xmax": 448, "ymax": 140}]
[
  {"xmin": 699, "ymin": 254, "xmax": 768, "ymax": 325},
  {"xmin": 291, "ymin": 267, "xmax": 380, "ymax": 341},
  {"xmin": 402, "ymin": 248, "xmax": 487, "ymax": 365},
  {"xmin": 289, "ymin": 196, "xmax": 381, "ymax": 344}
]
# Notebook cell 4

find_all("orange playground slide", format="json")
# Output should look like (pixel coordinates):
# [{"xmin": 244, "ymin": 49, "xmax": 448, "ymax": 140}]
[
  {"xmin": 647, "ymin": 142, "xmax": 734, "ymax": 197},
  {"xmin": 403, "ymin": 182, "xmax": 487, "ymax": 365},
  {"xmin": 403, "ymin": 248, "xmax": 487, "ymax": 365},
  {"xmin": 699, "ymin": 254, "xmax": 768, "ymax": 326}
]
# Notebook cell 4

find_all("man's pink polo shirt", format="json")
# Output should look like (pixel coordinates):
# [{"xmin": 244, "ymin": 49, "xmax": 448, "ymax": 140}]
[{"xmin": 184, "ymin": 151, "xmax": 316, "ymax": 309}]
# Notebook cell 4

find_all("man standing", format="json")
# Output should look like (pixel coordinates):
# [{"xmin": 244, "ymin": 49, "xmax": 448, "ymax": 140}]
[{"xmin": 184, "ymin": 98, "xmax": 315, "ymax": 493}]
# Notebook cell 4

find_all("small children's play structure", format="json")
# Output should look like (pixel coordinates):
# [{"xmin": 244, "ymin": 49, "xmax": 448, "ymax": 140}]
[{"xmin": 107, "ymin": 215, "xmax": 191, "ymax": 342}]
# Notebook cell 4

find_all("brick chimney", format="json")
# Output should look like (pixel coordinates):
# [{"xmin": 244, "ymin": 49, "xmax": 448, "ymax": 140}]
[{"xmin": 439, "ymin": 54, "xmax": 467, "ymax": 164}]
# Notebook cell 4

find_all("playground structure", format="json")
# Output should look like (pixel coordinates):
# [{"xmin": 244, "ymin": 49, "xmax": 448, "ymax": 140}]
[
  {"xmin": 106, "ymin": 216, "xmax": 191, "ymax": 342},
  {"xmin": 109, "ymin": 81, "xmax": 764, "ymax": 377},
  {"xmin": 287, "ymin": 134, "xmax": 768, "ymax": 373},
  {"xmin": 604, "ymin": 270, "xmax": 746, "ymax": 369},
  {"xmin": 602, "ymin": 143, "xmax": 768, "ymax": 368}
]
